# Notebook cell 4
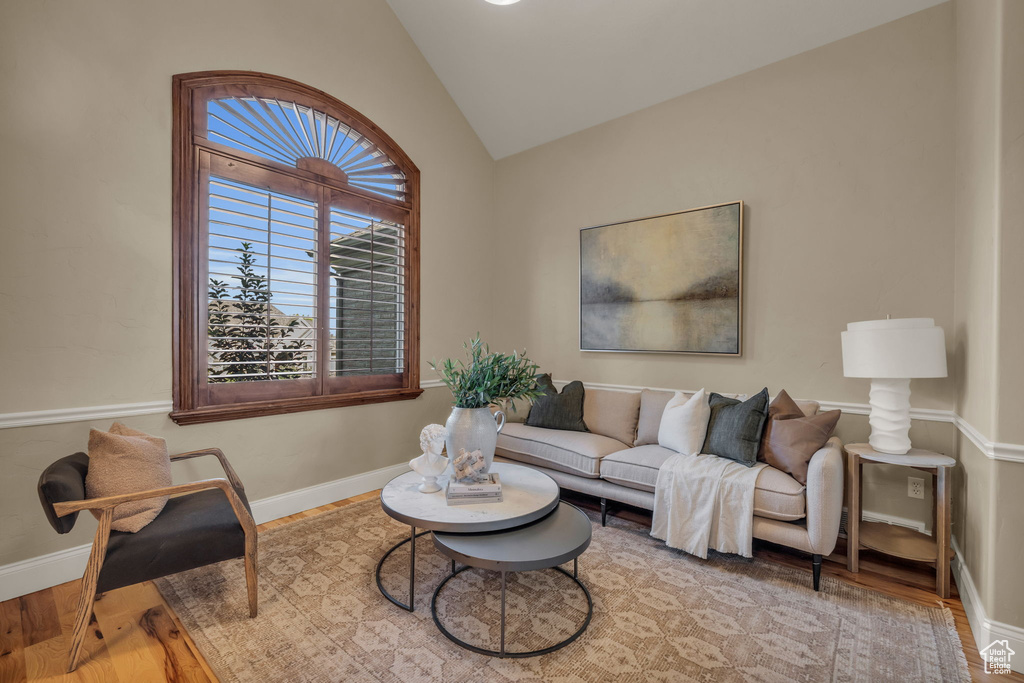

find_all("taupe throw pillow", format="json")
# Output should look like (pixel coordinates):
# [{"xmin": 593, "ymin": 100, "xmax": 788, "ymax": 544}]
[
  {"xmin": 634, "ymin": 389, "xmax": 675, "ymax": 446},
  {"xmin": 86, "ymin": 423, "xmax": 172, "ymax": 533},
  {"xmin": 526, "ymin": 374, "xmax": 589, "ymax": 432},
  {"xmin": 759, "ymin": 390, "xmax": 840, "ymax": 485}
]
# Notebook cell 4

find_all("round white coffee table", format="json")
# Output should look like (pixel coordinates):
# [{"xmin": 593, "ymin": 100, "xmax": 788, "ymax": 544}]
[{"xmin": 376, "ymin": 462, "xmax": 559, "ymax": 611}]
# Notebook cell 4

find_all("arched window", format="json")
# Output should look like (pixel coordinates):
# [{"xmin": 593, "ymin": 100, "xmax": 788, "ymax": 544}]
[{"xmin": 171, "ymin": 71, "xmax": 421, "ymax": 425}]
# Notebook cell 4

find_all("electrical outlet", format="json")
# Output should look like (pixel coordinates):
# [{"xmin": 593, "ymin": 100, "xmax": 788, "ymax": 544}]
[{"xmin": 908, "ymin": 476, "xmax": 925, "ymax": 499}]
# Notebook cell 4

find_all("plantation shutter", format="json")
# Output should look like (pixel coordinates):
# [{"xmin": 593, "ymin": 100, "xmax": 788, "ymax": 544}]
[
  {"xmin": 324, "ymin": 191, "xmax": 408, "ymax": 394},
  {"xmin": 202, "ymin": 154, "xmax": 320, "ymax": 404},
  {"xmin": 172, "ymin": 72, "xmax": 420, "ymax": 424}
]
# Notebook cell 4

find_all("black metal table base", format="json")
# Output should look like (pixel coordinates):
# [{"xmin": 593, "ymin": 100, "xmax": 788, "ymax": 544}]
[
  {"xmin": 430, "ymin": 560, "xmax": 593, "ymax": 658},
  {"xmin": 375, "ymin": 526, "xmax": 430, "ymax": 611}
]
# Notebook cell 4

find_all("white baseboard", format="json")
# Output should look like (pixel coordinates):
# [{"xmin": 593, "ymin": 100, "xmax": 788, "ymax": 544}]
[
  {"xmin": 247, "ymin": 462, "xmax": 408, "ymax": 525},
  {"xmin": 951, "ymin": 536, "xmax": 1024, "ymax": 674},
  {"xmin": 0, "ymin": 461, "xmax": 410, "ymax": 603}
]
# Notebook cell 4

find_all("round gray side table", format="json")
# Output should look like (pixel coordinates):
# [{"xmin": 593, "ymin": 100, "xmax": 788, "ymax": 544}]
[
  {"xmin": 430, "ymin": 502, "xmax": 593, "ymax": 658},
  {"xmin": 376, "ymin": 462, "xmax": 559, "ymax": 611}
]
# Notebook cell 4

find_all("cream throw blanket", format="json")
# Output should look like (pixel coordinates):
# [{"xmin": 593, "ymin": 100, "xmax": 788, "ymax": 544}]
[{"xmin": 651, "ymin": 452, "xmax": 767, "ymax": 559}]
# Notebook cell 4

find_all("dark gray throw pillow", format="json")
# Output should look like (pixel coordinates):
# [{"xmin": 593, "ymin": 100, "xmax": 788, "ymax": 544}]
[
  {"xmin": 526, "ymin": 374, "xmax": 589, "ymax": 432},
  {"xmin": 702, "ymin": 388, "xmax": 770, "ymax": 466}
]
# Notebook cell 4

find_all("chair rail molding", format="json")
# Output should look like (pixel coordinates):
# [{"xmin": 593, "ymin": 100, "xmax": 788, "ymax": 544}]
[
  {"xmin": 0, "ymin": 401, "xmax": 173, "ymax": 429},
  {"xmin": 0, "ymin": 381, "xmax": 448, "ymax": 430},
  {"xmin": 1, "ymin": 380, "xmax": 1020, "ymax": 463},
  {"xmin": 554, "ymin": 380, "xmax": 1019, "ymax": 463}
]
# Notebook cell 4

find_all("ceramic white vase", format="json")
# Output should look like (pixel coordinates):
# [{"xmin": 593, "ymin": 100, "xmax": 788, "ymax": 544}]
[{"xmin": 445, "ymin": 407, "xmax": 506, "ymax": 473}]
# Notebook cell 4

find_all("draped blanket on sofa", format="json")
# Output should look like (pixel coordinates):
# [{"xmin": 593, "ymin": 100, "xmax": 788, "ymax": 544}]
[{"xmin": 651, "ymin": 453, "xmax": 766, "ymax": 559}]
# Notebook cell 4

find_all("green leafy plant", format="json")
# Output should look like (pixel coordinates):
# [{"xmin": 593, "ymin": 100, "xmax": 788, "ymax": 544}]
[{"xmin": 430, "ymin": 336, "xmax": 544, "ymax": 410}]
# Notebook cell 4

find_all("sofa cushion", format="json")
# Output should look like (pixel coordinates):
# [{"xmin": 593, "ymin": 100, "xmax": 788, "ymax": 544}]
[
  {"xmin": 635, "ymin": 389, "xmax": 676, "ymax": 446},
  {"xmin": 495, "ymin": 422, "xmax": 626, "ymax": 478},
  {"xmin": 600, "ymin": 445, "xmax": 676, "ymax": 491},
  {"xmin": 584, "ymin": 388, "xmax": 641, "ymax": 445},
  {"xmin": 526, "ymin": 375, "xmax": 588, "ymax": 432},
  {"xmin": 600, "ymin": 446, "xmax": 806, "ymax": 521},
  {"xmin": 794, "ymin": 399, "xmax": 820, "ymax": 417}
]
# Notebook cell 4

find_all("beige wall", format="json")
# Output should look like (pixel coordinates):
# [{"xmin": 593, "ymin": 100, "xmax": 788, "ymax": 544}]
[
  {"xmin": 491, "ymin": 6, "xmax": 957, "ymax": 525},
  {"xmin": 952, "ymin": 0, "xmax": 1000, "ymax": 435},
  {"xmin": 952, "ymin": 0, "xmax": 1024, "ymax": 629},
  {"xmin": 994, "ymin": 0, "xmax": 1024, "ymax": 445},
  {"xmin": 492, "ymin": 5, "xmax": 956, "ymax": 412},
  {"xmin": 0, "ymin": 0, "xmax": 491, "ymax": 565}
]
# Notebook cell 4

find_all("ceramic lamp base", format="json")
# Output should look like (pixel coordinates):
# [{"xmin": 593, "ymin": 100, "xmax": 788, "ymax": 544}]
[{"xmin": 867, "ymin": 377, "xmax": 912, "ymax": 455}]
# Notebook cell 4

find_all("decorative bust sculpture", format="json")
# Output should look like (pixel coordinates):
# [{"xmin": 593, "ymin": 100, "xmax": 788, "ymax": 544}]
[{"xmin": 410, "ymin": 424, "xmax": 449, "ymax": 493}]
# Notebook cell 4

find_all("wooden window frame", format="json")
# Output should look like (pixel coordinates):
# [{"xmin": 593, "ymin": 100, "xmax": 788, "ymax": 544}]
[{"xmin": 171, "ymin": 71, "xmax": 421, "ymax": 425}]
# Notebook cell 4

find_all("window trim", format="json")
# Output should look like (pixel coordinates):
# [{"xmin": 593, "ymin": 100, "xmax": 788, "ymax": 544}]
[{"xmin": 171, "ymin": 71, "xmax": 421, "ymax": 425}]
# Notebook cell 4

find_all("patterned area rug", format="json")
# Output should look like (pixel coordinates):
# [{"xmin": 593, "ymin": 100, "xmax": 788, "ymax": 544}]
[{"xmin": 157, "ymin": 499, "xmax": 969, "ymax": 682}]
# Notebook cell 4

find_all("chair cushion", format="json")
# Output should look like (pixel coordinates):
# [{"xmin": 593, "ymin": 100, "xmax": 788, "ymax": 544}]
[
  {"xmin": 495, "ymin": 422, "xmax": 627, "ymax": 478},
  {"xmin": 600, "ymin": 445, "xmax": 806, "ymax": 521},
  {"xmin": 87, "ymin": 423, "xmax": 172, "ymax": 532},
  {"xmin": 97, "ymin": 487, "xmax": 250, "ymax": 593},
  {"xmin": 583, "ymin": 388, "xmax": 641, "ymax": 445},
  {"xmin": 37, "ymin": 452, "xmax": 90, "ymax": 534}
]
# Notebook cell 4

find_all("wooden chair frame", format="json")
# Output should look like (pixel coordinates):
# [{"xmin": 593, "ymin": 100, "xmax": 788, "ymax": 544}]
[{"xmin": 52, "ymin": 448, "xmax": 258, "ymax": 672}]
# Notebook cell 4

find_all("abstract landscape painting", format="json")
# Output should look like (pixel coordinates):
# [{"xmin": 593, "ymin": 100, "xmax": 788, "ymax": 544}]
[{"xmin": 580, "ymin": 202, "xmax": 742, "ymax": 354}]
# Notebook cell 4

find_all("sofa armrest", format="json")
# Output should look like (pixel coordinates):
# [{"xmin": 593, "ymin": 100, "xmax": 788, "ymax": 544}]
[{"xmin": 804, "ymin": 436, "xmax": 844, "ymax": 556}]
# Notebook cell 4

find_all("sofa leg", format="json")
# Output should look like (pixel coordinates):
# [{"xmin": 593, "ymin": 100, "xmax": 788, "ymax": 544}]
[
  {"xmin": 600, "ymin": 498, "xmax": 607, "ymax": 527},
  {"xmin": 812, "ymin": 554, "xmax": 822, "ymax": 591}
]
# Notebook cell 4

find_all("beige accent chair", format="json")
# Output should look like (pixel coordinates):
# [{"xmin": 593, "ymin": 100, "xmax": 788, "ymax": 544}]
[{"xmin": 495, "ymin": 387, "xmax": 844, "ymax": 590}]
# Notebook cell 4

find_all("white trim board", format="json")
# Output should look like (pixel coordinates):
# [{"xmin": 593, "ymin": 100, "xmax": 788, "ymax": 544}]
[
  {"xmin": 0, "ymin": 401, "xmax": 173, "ymax": 429},
  {"xmin": 0, "ymin": 461, "xmax": 409, "ymax": 603},
  {"xmin": 1, "ymin": 380, "xmax": 1021, "ymax": 463},
  {"xmin": 954, "ymin": 415, "xmax": 1024, "ymax": 464},
  {"xmin": 951, "ymin": 536, "xmax": 1024, "ymax": 674},
  {"xmin": 0, "ymin": 382, "xmax": 448, "ymax": 430},
  {"xmin": 555, "ymin": 380, "xmax": 1020, "ymax": 463}
]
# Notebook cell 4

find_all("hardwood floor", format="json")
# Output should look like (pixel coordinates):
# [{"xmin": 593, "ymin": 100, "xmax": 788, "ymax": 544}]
[{"xmin": 0, "ymin": 489, "xmax": 1015, "ymax": 682}]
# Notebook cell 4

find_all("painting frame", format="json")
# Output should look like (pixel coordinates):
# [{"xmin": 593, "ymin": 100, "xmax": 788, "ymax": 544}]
[{"xmin": 579, "ymin": 200, "xmax": 743, "ymax": 356}]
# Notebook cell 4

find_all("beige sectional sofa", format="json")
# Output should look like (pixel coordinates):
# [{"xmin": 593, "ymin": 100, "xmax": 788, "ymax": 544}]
[{"xmin": 495, "ymin": 385, "xmax": 844, "ymax": 590}]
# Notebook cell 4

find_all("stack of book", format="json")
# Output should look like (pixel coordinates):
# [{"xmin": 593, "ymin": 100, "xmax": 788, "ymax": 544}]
[{"xmin": 446, "ymin": 473, "xmax": 503, "ymax": 506}]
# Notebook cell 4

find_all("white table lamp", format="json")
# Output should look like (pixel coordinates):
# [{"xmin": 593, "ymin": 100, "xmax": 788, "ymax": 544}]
[{"xmin": 841, "ymin": 318, "xmax": 947, "ymax": 454}]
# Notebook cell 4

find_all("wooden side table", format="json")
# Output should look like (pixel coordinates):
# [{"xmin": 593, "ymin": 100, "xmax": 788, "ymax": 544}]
[{"xmin": 845, "ymin": 443, "xmax": 955, "ymax": 598}]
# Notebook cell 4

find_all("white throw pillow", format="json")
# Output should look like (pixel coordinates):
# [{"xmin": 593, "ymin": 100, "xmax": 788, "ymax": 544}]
[{"xmin": 657, "ymin": 388, "xmax": 711, "ymax": 455}]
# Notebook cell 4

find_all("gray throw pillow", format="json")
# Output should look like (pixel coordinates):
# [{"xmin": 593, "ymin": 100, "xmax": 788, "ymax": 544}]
[
  {"xmin": 526, "ymin": 374, "xmax": 589, "ymax": 432},
  {"xmin": 702, "ymin": 388, "xmax": 770, "ymax": 466}
]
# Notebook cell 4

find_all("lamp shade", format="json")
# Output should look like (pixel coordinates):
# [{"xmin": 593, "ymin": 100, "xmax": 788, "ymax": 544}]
[{"xmin": 841, "ymin": 318, "xmax": 947, "ymax": 379}]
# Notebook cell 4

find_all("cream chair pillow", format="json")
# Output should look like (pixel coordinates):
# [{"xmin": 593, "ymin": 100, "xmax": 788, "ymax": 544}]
[
  {"xmin": 657, "ymin": 388, "xmax": 711, "ymax": 455},
  {"xmin": 86, "ymin": 423, "xmax": 172, "ymax": 533}
]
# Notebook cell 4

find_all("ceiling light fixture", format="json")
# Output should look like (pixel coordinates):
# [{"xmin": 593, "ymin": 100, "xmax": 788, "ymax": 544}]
[{"xmin": 485, "ymin": 0, "xmax": 520, "ymax": 5}]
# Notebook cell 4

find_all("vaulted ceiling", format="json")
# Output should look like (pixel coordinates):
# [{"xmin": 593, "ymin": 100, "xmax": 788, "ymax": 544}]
[{"xmin": 385, "ymin": 0, "xmax": 947, "ymax": 159}]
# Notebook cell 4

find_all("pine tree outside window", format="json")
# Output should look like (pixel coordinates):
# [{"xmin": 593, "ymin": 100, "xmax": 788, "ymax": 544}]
[{"xmin": 171, "ymin": 71, "xmax": 421, "ymax": 425}]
